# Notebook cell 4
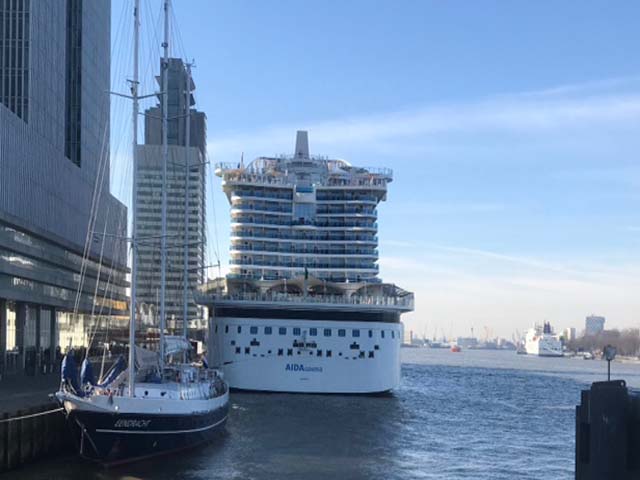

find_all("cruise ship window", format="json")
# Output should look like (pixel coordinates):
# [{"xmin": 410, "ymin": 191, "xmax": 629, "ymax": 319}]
[
  {"xmin": 392, "ymin": 331, "xmax": 395, "ymax": 339},
  {"xmin": 235, "ymin": 347, "xmax": 241, "ymax": 354},
  {"xmin": 250, "ymin": 326, "xmax": 258, "ymax": 334},
  {"xmin": 293, "ymin": 327, "xmax": 301, "ymax": 336},
  {"xmin": 352, "ymin": 329, "xmax": 360, "ymax": 338},
  {"xmin": 324, "ymin": 329, "xmax": 331, "ymax": 337},
  {"xmin": 225, "ymin": 325, "xmax": 229, "ymax": 334},
  {"xmin": 279, "ymin": 327, "xmax": 286, "ymax": 335},
  {"xmin": 359, "ymin": 351, "xmax": 365, "ymax": 359},
  {"xmin": 278, "ymin": 349, "xmax": 283, "ymax": 356},
  {"xmin": 326, "ymin": 350, "xmax": 332, "ymax": 357},
  {"xmin": 338, "ymin": 329, "xmax": 346, "ymax": 337},
  {"xmin": 317, "ymin": 350, "xmax": 322, "ymax": 357},
  {"xmin": 215, "ymin": 325, "xmax": 218, "ymax": 333},
  {"xmin": 368, "ymin": 330, "xmax": 373, "ymax": 338},
  {"xmin": 381, "ymin": 331, "xmax": 385, "ymax": 339},
  {"xmin": 310, "ymin": 328, "xmax": 317, "ymax": 336},
  {"xmin": 237, "ymin": 326, "xmax": 242, "ymax": 334},
  {"xmin": 230, "ymin": 340, "xmax": 236, "ymax": 346},
  {"xmin": 369, "ymin": 351, "xmax": 375, "ymax": 358},
  {"xmin": 287, "ymin": 349, "xmax": 293, "ymax": 356},
  {"xmin": 245, "ymin": 347, "xmax": 250, "ymax": 354},
  {"xmin": 265, "ymin": 326, "xmax": 272, "ymax": 335}
]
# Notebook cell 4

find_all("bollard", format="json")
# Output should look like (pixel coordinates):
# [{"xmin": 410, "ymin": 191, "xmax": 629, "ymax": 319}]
[{"xmin": 575, "ymin": 380, "xmax": 640, "ymax": 479}]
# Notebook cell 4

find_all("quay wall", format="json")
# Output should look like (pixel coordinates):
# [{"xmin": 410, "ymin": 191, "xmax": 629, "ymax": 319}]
[{"xmin": 0, "ymin": 403, "xmax": 74, "ymax": 473}]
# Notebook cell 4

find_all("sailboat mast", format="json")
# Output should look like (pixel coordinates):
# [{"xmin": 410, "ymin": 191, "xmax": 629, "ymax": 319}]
[
  {"xmin": 128, "ymin": 0, "xmax": 140, "ymax": 398},
  {"xmin": 159, "ymin": 0, "xmax": 170, "ymax": 364},
  {"xmin": 182, "ymin": 63, "xmax": 192, "ymax": 344}
]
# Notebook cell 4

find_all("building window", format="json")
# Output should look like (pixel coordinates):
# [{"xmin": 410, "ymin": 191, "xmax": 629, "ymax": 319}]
[
  {"xmin": 265, "ymin": 326, "xmax": 272, "ymax": 335},
  {"xmin": 338, "ymin": 329, "xmax": 346, "ymax": 337},
  {"xmin": 0, "ymin": 0, "xmax": 30, "ymax": 122},
  {"xmin": 309, "ymin": 328, "xmax": 317, "ymax": 336},
  {"xmin": 65, "ymin": 0, "xmax": 83, "ymax": 166},
  {"xmin": 279, "ymin": 327, "xmax": 286, "ymax": 335},
  {"xmin": 324, "ymin": 329, "xmax": 331, "ymax": 337},
  {"xmin": 293, "ymin": 327, "xmax": 301, "ymax": 336},
  {"xmin": 352, "ymin": 329, "xmax": 360, "ymax": 338},
  {"xmin": 250, "ymin": 326, "xmax": 258, "ymax": 334}
]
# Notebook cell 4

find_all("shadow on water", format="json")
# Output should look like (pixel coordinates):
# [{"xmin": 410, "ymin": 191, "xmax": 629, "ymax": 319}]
[{"xmin": 5, "ymin": 358, "xmax": 589, "ymax": 480}]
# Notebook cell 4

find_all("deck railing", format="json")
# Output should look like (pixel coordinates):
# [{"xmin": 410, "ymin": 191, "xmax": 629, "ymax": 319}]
[{"xmin": 196, "ymin": 290, "xmax": 414, "ymax": 310}]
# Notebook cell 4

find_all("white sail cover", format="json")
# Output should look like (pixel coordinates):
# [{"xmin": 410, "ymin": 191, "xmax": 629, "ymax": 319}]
[
  {"xmin": 164, "ymin": 335, "xmax": 192, "ymax": 357},
  {"xmin": 134, "ymin": 346, "xmax": 160, "ymax": 371}
]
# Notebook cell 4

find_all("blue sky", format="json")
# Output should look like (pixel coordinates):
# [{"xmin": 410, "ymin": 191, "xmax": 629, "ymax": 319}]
[{"xmin": 110, "ymin": 0, "xmax": 640, "ymax": 338}]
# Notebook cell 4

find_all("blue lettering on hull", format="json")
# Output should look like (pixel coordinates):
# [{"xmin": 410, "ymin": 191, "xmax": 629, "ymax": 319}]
[{"xmin": 285, "ymin": 364, "xmax": 323, "ymax": 373}]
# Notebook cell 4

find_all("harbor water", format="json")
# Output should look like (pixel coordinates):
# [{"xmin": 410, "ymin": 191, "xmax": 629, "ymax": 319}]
[{"xmin": 7, "ymin": 349, "xmax": 640, "ymax": 480}]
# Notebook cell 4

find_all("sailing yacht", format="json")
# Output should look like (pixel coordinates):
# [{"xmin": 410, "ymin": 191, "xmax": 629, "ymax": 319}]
[{"xmin": 55, "ymin": 0, "xmax": 229, "ymax": 464}]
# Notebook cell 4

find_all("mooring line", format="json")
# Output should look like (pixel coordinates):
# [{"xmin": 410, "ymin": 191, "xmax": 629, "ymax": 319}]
[{"xmin": 0, "ymin": 407, "xmax": 64, "ymax": 423}]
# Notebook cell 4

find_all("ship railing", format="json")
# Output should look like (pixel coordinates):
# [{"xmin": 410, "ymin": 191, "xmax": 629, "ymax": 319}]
[{"xmin": 199, "ymin": 291, "xmax": 414, "ymax": 309}]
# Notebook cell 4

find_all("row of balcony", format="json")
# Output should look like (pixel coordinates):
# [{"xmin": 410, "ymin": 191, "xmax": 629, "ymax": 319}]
[
  {"xmin": 230, "ymin": 259, "xmax": 379, "ymax": 271},
  {"xmin": 230, "ymin": 246, "xmax": 378, "ymax": 257},
  {"xmin": 230, "ymin": 204, "xmax": 377, "ymax": 216},
  {"xmin": 232, "ymin": 217, "xmax": 377, "ymax": 229},
  {"xmin": 231, "ymin": 231, "xmax": 377, "ymax": 243}
]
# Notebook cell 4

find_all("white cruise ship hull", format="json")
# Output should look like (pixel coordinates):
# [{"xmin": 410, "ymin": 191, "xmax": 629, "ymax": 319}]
[
  {"xmin": 211, "ymin": 317, "xmax": 402, "ymax": 394},
  {"xmin": 525, "ymin": 337, "xmax": 563, "ymax": 357}
]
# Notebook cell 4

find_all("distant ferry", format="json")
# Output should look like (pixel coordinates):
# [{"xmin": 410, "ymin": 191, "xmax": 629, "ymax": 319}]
[
  {"xmin": 197, "ymin": 131, "xmax": 414, "ymax": 394},
  {"xmin": 524, "ymin": 322, "xmax": 563, "ymax": 357}
]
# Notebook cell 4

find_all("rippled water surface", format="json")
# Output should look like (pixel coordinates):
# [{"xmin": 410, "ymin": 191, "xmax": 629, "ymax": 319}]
[{"xmin": 9, "ymin": 349, "xmax": 640, "ymax": 479}]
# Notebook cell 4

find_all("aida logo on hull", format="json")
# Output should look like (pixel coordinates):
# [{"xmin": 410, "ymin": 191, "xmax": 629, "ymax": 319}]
[{"xmin": 285, "ymin": 364, "xmax": 323, "ymax": 373}]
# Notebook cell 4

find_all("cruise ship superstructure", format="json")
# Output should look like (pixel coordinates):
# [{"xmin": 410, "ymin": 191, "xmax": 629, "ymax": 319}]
[{"xmin": 197, "ymin": 131, "xmax": 414, "ymax": 393}]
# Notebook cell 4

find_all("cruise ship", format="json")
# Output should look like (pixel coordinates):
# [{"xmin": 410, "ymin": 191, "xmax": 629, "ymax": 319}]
[
  {"xmin": 524, "ymin": 322, "xmax": 563, "ymax": 357},
  {"xmin": 196, "ymin": 131, "xmax": 414, "ymax": 393}
]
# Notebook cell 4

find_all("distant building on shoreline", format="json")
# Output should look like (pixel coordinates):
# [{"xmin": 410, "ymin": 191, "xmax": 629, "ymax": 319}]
[
  {"xmin": 563, "ymin": 327, "xmax": 576, "ymax": 342},
  {"xmin": 585, "ymin": 315, "xmax": 605, "ymax": 336}
]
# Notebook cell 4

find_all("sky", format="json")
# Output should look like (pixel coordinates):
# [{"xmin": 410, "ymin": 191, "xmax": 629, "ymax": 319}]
[{"xmin": 110, "ymin": 0, "xmax": 640, "ymax": 339}]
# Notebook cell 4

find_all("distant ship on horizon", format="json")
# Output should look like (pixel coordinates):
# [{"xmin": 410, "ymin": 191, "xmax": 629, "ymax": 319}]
[{"xmin": 524, "ymin": 322, "xmax": 563, "ymax": 357}]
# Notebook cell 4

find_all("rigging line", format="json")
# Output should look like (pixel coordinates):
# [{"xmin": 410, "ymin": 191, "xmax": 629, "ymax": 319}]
[{"xmin": 73, "ymin": 123, "xmax": 112, "ymax": 315}]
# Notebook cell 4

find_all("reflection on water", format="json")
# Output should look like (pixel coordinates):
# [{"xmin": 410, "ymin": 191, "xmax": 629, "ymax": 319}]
[{"xmin": 9, "ymin": 349, "xmax": 634, "ymax": 480}]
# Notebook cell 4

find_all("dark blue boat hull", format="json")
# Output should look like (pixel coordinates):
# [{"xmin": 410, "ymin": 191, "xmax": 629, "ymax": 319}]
[{"xmin": 68, "ymin": 404, "xmax": 229, "ymax": 465}]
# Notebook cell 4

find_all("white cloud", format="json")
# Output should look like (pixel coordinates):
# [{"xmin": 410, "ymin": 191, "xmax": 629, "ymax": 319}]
[{"xmin": 208, "ymin": 77, "xmax": 640, "ymax": 161}]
